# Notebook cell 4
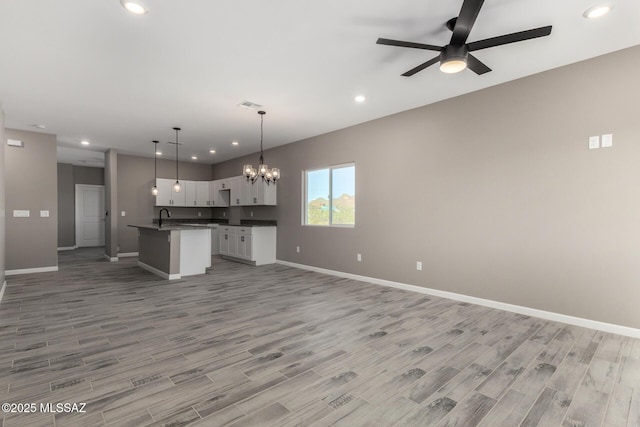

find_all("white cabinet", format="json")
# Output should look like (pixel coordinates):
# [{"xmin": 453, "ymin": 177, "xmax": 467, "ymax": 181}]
[
  {"xmin": 185, "ymin": 181, "xmax": 197, "ymax": 206},
  {"xmin": 155, "ymin": 178, "xmax": 186, "ymax": 206},
  {"xmin": 185, "ymin": 181, "xmax": 211, "ymax": 207},
  {"xmin": 219, "ymin": 226, "xmax": 231, "ymax": 254},
  {"xmin": 248, "ymin": 180, "xmax": 277, "ymax": 206},
  {"xmin": 155, "ymin": 176, "xmax": 276, "ymax": 207},
  {"xmin": 230, "ymin": 176, "xmax": 244, "ymax": 206},
  {"xmin": 211, "ymin": 180, "xmax": 229, "ymax": 207},
  {"xmin": 218, "ymin": 225, "xmax": 276, "ymax": 265},
  {"xmin": 196, "ymin": 181, "xmax": 210, "ymax": 206}
]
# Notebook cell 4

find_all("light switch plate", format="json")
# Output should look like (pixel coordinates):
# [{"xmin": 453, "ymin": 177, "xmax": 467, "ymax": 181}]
[
  {"xmin": 13, "ymin": 210, "xmax": 30, "ymax": 217},
  {"xmin": 589, "ymin": 136, "xmax": 600, "ymax": 150},
  {"xmin": 601, "ymin": 133, "xmax": 613, "ymax": 148},
  {"xmin": 40, "ymin": 210, "xmax": 49, "ymax": 217},
  {"xmin": 121, "ymin": 211, "xmax": 126, "ymax": 217}
]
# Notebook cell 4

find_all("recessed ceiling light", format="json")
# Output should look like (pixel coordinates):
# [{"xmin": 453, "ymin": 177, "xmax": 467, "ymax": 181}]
[
  {"xmin": 120, "ymin": 0, "xmax": 147, "ymax": 15},
  {"xmin": 232, "ymin": 141, "xmax": 239, "ymax": 146},
  {"xmin": 191, "ymin": 156, "xmax": 198, "ymax": 160},
  {"xmin": 156, "ymin": 151, "xmax": 162, "ymax": 156},
  {"xmin": 354, "ymin": 95, "xmax": 366, "ymax": 103},
  {"xmin": 209, "ymin": 150, "xmax": 216, "ymax": 154},
  {"xmin": 583, "ymin": 4, "xmax": 613, "ymax": 19},
  {"xmin": 81, "ymin": 140, "xmax": 90, "ymax": 146}
]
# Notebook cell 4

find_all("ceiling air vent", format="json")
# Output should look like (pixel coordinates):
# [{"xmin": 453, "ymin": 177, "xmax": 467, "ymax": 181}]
[{"xmin": 238, "ymin": 100, "xmax": 263, "ymax": 110}]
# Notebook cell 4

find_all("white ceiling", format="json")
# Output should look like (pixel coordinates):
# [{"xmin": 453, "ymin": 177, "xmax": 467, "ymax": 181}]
[{"xmin": 1, "ymin": 0, "xmax": 639, "ymax": 165}]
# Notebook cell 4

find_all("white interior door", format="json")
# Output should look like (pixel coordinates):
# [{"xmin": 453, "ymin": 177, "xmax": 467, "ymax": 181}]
[{"xmin": 75, "ymin": 184, "xmax": 105, "ymax": 247}]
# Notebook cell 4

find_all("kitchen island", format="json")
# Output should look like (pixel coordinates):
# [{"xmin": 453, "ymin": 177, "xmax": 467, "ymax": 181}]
[{"xmin": 128, "ymin": 224, "xmax": 213, "ymax": 280}]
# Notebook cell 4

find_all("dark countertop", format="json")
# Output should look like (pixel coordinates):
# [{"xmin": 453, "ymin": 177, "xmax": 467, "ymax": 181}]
[
  {"xmin": 149, "ymin": 218, "xmax": 277, "ymax": 227},
  {"xmin": 218, "ymin": 223, "xmax": 277, "ymax": 228},
  {"xmin": 128, "ymin": 224, "xmax": 216, "ymax": 231}
]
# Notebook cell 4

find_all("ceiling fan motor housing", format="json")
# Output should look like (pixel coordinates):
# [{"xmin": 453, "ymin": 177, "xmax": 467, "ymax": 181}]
[{"xmin": 440, "ymin": 44, "xmax": 468, "ymax": 64}]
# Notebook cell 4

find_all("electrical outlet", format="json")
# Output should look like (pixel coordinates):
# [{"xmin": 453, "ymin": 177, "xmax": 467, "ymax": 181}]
[
  {"xmin": 417, "ymin": 261, "xmax": 422, "ymax": 271},
  {"xmin": 296, "ymin": 246, "xmax": 300, "ymax": 253},
  {"xmin": 223, "ymin": 212, "xmax": 226, "ymax": 217},
  {"xmin": 198, "ymin": 211, "xmax": 202, "ymax": 217},
  {"xmin": 250, "ymin": 211, "xmax": 254, "ymax": 217},
  {"xmin": 357, "ymin": 253, "xmax": 362, "ymax": 262}
]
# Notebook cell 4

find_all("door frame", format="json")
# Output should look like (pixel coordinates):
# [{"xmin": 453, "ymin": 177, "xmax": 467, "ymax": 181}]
[{"xmin": 75, "ymin": 184, "xmax": 106, "ymax": 248}]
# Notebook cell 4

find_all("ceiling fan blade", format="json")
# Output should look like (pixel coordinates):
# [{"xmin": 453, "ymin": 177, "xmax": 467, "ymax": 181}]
[
  {"xmin": 467, "ymin": 54, "xmax": 491, "ymax": 75},
  {"xmin": 467, "ymin": 25, "xmax": 552, "ymax": 51},
  {"xmin": 401, "ymin": 56, "xmax": 440, "ymax": 77},
  {"xmin": 451, "ymin": 0, "xmax": 485, "ymax": 46},
  {"xmin": 376, "ymin": 38, "xmax": 441, "ymax": 51}
]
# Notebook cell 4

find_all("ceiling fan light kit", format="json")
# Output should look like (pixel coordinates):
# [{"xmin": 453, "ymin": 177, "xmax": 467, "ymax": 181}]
[
  {"xmin": 439, "ymin": 45, "xmax": 469, "ymax": 73},
  {"xmin": 120, "ymin": 0, "xmax": 147, "ymax": 15},
  {"xmin": 377, "ymin": 0, "xmax": 552, "ymax": 77},
  {"xmin": 583, "ymin": 4, "xmax": 614, "ymax": 19}
]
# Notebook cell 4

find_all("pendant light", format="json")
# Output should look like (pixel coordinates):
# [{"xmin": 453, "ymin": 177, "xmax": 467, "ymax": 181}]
[
  {"xmin": 151, "ymin": 140, "xmax": 159, "ymax": 196},
  {"xmin": 172, "ymin": 127, "xmax": 181, "ymax": 192},
  {"xmin": 243, "ymin": 111, "xmax": 279, "ymax": 184}
]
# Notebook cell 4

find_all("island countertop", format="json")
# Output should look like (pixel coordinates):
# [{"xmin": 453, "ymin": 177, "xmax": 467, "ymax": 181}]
[{"xmin": 128, "ymin": 223, "xmax": 216, "ymax": 231}]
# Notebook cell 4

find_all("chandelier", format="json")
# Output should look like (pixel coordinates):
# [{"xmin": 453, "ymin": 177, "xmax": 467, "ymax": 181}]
[{"xmin": 243, "ymin": 111, "xmax": 279, "ymax": 184}]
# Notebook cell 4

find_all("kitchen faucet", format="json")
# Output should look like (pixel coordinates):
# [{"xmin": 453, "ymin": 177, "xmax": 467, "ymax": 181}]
[{"xmin": 158, "ymin": 208, "xmax": 171, "ymax": 228}]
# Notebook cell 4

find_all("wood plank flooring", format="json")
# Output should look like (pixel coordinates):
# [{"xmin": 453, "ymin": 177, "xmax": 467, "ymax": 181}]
[{"xmin": 0, "ymin": 248, "xmax": 638, "ymax": 426}]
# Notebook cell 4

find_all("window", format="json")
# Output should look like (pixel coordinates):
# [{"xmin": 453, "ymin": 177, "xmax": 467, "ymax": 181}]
[{"xmin": 304, "ymin": 163, "xmax": 355, "ymax": 226}]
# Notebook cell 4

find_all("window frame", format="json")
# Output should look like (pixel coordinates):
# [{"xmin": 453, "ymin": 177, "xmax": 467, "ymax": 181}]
[{"xmin": 302, "ymin": 162, "xmax": 355, "ymax": 228}]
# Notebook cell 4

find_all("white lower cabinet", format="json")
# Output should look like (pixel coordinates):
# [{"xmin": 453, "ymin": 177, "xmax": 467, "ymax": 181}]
[{"xmin": 218, "ymin": 225, "xmax": 275, "ymax": 265}]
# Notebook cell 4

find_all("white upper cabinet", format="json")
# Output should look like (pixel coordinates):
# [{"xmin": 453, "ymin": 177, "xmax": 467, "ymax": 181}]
[
  {"xmin": 249, "ymin": 180, "xmax": 277, "ymax": 206},
  {"xmin": 196, "ymin": 181, "xmax": 210, "ymax": 206},
  {"xmin": 156, "ymin": 176, "xmax": 276, "ymax": 207},
  {"xmin": 230, "ymin": 176, "xmax": 243, "ymax": 206},
  {"xmin": 155, "ymin": 178, "xmax": 186, "ymax": 206},
  {"xmin": 185, "ymin": 181, "xmax": 198, "ymax": 207}
]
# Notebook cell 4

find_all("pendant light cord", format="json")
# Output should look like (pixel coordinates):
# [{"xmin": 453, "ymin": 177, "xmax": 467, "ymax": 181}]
[
  {"xmin": 174, "ymin": 128, "xmax": 179, "ymax": 182},
  {"xmin": 153, "ymin": 141, "xmax": 158, "ymax": 186},
  {"xmin": 258, "ymin": 110, "xmax": 265, "ymax": 164}
]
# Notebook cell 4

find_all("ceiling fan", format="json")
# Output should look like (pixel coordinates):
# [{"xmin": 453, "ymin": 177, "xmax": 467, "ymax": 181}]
[{"xmin": 376, "ymin": 0, "xmax": 552, "ymax": 76}]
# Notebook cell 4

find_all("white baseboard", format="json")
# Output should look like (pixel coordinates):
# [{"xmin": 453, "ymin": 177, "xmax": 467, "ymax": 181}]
[
  {"xmin": 0, "ymin": 280, "xmax": 6, "ymax": 305},
  {"xmin": 276, "ymin": 260, "xmax": 640, "ymax": 339},
  {"xmin": 118, "ymin": 252, "xmax": 139, "ymax": 258},
  {"xmin": 137, "ymin": 261, "xmax": 180, "ymax": 280},
  {"xmin": 103, "ymin": 254, "xmax": 118, "ymax": 262},
  {"xmin": 57, "ymin": 246, "xmax": 77, "ymax": 251},
  {"xmin": 5, "ymin": 266, "xmax": 59, "ymax": 276}
]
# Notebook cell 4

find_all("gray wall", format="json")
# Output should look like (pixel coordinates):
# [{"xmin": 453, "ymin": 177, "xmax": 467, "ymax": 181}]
[
  {"xmin": 213, "ymin": 45, "xmax": 640, "ymax": 329},
  {"xmin": 0, "ymin": 107, "xmax": 5, "ymax": 285},
  {"xmin": 5, "ymin": 129, "xmax": 58, "ymax": 270},
  {"xmin": 57, "ymin": 163, "xmax": 105, "ymax": 248},
  {"xmin": 57, "ymin": 164, "xmax": 74, "ymax": 247},
  {"xmin": 117, "ymin": 153, "xmax": 213, "ymax": 253},
  {"xmin": 105, "ymin": 150, "xmax": 118, "ymax": 259}
]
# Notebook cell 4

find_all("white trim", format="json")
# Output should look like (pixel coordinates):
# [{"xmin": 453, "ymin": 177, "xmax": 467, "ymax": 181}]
[
  {"xmin": 137, "ymin": 261, "xmax": 180, "ymax": 280},
  {"xmin": 103, "ymin": 254, "xmax": 118, "ymax": 262},
  {"xmin": 276, "ymin": 260, "xmax": 640, "ymax": 339},
  {"xmin": 5, "ymin": 266, "xmax": 59, "ymax": 276},
  {"xmin": 118, "ymin": 252, "xmax": 139, "ymax": 258},
  {"xmin": 57, "ymin": 246, "xmax": 77, "ymax": 251},
  {"xmin": 0, "ymin": 280, "xmax": 6, "ymax": 305}
]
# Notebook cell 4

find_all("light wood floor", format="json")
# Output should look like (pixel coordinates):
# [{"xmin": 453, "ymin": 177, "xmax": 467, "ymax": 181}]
[{"xmin": 0, "ymin": 248, "xmax": 638, "ymax": 426}]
